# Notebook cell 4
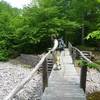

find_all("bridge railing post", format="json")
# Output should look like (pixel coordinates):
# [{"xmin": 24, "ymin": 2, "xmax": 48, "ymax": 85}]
[
  {"xmin": 72, "ymin": 48, "xmax": 76, "ymax": 61},
  {"xmin": 68, "ymin": 42, "xmax": 73, "ymax": 55},
  {"xmin": 42, "ymin": 59, "xmax": 48, "ymax": 92},
  {"xmin": 80, "ymin": 62, "xmax": 87, "ymax": 92},
  {"xmin": 68, "ymin": 41, "xmax": 88, "ymax": 93}
]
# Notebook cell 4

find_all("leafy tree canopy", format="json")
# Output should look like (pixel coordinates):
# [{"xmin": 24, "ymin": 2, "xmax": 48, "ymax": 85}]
[{"xmin": 0, "ymin": 0, "xmax": 100, "ymax": 60}]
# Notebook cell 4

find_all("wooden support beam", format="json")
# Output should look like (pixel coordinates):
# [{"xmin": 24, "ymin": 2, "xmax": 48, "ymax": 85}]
[
  {"xmin": 42, "ymin": 59, "xmax": 48, "ymax": 92},
  {"xmin": 80, "ymin": 65, "xmax": 87, "ymax": 92}
]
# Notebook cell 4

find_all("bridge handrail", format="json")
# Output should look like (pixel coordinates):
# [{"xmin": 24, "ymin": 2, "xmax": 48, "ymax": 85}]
[
  {"xmin": 73, "ymin": 47, "xmax": 92, "ymax": 63},
  {"xmin": 68, "ymin": 42, "xmax": 100, "ymax": 70},
  {"xmin": 4, "ymin": 39, "xmax": 58, "ymax": 100},
  {"xmin": 68, "ymin": 42, "xmax": 97, "ymax": 92},
  {"xmin": 68, "ymin": 42, "xmax": 92, "ymax": 63}
]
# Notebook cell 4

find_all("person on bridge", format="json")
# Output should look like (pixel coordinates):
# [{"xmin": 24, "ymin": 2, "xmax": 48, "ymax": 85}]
[
  {"xmin": 58, "ymin": 37, "xmax": 66, "ymax": 51},
  {"xmin": 53, "ymin": 37, "xmax": 66, "ymax": 70}
]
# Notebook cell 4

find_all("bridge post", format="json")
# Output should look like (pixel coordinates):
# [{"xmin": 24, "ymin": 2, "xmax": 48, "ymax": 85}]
[
  {"xmin": 68, "ymin": 42, "xmax": 73, "ymax": 55},
  {"xmin": 72, "ymin": 49, "xmax": 77, "ymax": 61},
  {"xmin": 42, "ymin": 59, "xmax": 48, "ymax": 92},
  {"xmin": 80, "ymin": 64, "xmax": 87, "ymax": 92}
]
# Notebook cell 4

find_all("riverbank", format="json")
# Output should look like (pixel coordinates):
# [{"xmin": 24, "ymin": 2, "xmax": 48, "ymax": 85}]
[
  {"xmin": 0, "ymin": 54, "xmax": 43, "ymax": 100},
  {"xmin": 75, "ymin": 64, "xmax": 100, "ymax": 100}
]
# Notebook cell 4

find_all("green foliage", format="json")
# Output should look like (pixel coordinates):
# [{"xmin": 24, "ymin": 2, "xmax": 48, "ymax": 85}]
[
  {"xmin": 97, "ymin": 0, "xmax": 100, "ymax": 3},
  {"xmin": 87, "ymin": 31, "xmax": 100, "ymax": 40},
  {"xmin": 0, "ymin": 0, "xmax": 100, "ymax": 61},
  {"xmin": 0, "ymin": 50, "xmax": 9, "ymax": 61},
  {"xmin": 78, "ymin": 59, "xmax": 100, "ymax": 71}
]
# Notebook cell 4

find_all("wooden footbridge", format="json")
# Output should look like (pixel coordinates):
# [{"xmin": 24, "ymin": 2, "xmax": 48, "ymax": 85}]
[
  {"xmin": 41, "ymin": 49, "xmax": 86, "ymax": 100},
  {"xmin": 4, "ymin": 39, "xmax": 93, "ymax": 100}
]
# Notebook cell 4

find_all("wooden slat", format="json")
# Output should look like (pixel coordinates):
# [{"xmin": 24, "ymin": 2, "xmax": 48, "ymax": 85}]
[
  {"xmin": 42, "ymin": 49, "xmax": 86, "ymax": 100},
  {"xmin": 42, "ymin": 95, "xmax": 86, "ymax": 100}
]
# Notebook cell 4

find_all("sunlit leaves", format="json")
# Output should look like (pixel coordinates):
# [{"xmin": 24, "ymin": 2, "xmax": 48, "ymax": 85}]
[
  {"xmin": 87, "ymin": 31, "xmax": 100, "ymax": 40},
  {"xmin": 97, "ymin": 0, "xmax": 100, "ymax": 3}
]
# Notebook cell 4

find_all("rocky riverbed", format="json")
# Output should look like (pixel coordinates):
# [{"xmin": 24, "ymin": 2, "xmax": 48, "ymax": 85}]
[
  {"xmin": 75, "ymin": 66, "xmax": 100, "ymax": 94},
  {"xmin": 86, "ymin": 68, "xmax": 100, "ymax": 94},
  {"xmin": 0, "ymin": 54, "xmax": 43, "ymax": 100}
]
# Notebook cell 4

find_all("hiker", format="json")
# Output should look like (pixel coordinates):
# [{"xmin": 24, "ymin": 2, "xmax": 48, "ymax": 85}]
[
  {"xmin": 58, "ymin": 37, "xmax": 66, "ymax": 51},
  {"xmin": 51, "ymin": 36, "xmax": 66, "ymax": 70},
  {"xmin": 54, "ymin": 37, "xmax": 66, "ymax": 70}
]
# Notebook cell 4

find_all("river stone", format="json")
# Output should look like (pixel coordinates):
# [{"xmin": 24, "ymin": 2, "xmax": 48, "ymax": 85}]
[
  {"xmin": 0, "ymin": 55, "xmax": 43, "ymax": 100},
  {"xmin": 16, "ymin": 54, "xmax": 41, "ymax": 67}
]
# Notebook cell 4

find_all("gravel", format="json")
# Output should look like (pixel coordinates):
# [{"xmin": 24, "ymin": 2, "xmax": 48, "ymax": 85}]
[
  {"xmin": 76, "ymin": 67, "xmax": 100, "ymax": 94},
  {"xmin": 0, "ymin": 54, "xmax": 43, "ymax": 100},
  {"xmin": 86, "ymin": 68, "xmax": 100, "ymax": 94}
]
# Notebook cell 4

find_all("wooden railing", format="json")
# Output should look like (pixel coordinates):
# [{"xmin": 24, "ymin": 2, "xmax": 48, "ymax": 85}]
[
  {"xmin": 68, "ymin": 42, "xmax": 92, "ymax": 63},
  {"xmin": 68, "ymin": 42, "xmax": 93, "ymax": 92},
  {"xmin": 4, "ymin": 39, "xmax": 58, "ymax": 100}
]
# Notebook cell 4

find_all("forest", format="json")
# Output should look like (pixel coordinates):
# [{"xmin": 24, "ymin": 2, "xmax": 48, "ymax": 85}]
[{"xmin": 0, "ymin": 0, "xmax": 100, "ymax": 61}]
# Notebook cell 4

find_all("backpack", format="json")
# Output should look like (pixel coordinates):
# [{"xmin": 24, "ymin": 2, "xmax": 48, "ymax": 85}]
[{"xmin": 58, "ymin": 39, "xmax": 64, "ymax": 50}]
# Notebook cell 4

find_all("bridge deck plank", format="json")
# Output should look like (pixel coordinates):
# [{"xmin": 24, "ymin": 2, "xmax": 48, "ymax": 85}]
[{"xmin": 41, "ymin": 49, "xmax": 86, "ymax": 100}]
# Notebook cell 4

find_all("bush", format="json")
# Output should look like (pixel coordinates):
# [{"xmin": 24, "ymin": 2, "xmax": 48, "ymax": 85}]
[
  {"xmin": 0, "ymin": 50, "xmax": 9, "ymax": 61},
  {"xmin": 78, "ymin": 59, "xmax": 100, "ymax": 71}
]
